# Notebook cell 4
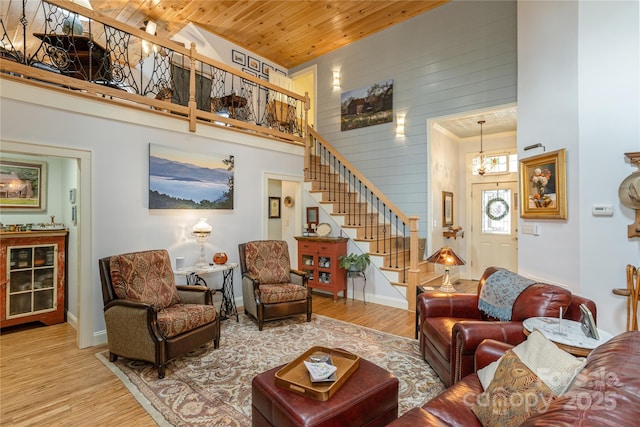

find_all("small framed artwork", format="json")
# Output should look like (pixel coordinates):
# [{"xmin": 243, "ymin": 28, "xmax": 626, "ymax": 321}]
[
  {"xmin": 306, "ymin": 206, "xmax": 319, "ymax": 231},
  {"xmin": 0, "ymin": 159, "xmax": 47, "ymax": 211},
  {"xmin": 232, "ymin": 50, "xmax": 246, "ymax": 66},
  {"xmin": 262, "ymin": 63, "xmax": 273, "ymax": 77},
  {"xmin": 442, "ymin": 191, "xmax": 453, "ymax": 227},
  {"xmin": 248, "ymin": 56, "xmax": 260, "ymax": 71},
  {"xmin": 519, "ymin": 148, "xmax": 567, "ymax": 219},
  {"xmin": 269, "ymin": 197, "xmax": 281, "ymax": 219}
]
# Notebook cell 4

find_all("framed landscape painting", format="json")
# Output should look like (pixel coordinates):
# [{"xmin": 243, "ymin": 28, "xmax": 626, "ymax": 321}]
[
  {"xmin": 519, "ymin": 148, "xmax": 567, "ymax": 219},
  {"xmin": 149, "ymin": 144, "xmax": 234, "ymax": 209},
  {"xmin": 340, "ymin": 79, "xmax": 393, "ymax": 131},
  {"xmin": 0, "ymin": 159, "xmax": 47, "ymax": 211}
]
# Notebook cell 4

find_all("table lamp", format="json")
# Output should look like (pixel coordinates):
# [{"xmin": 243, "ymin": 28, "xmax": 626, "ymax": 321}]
[
  {"xmin": 426, "ymin": 246, "xmax": 466, "ymax": 293},
  {"xmin": 192, "ymin": 218, "xmax": 212, "ymax": 268}
]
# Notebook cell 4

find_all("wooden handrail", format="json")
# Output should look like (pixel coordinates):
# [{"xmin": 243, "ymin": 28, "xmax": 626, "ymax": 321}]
[
  {"xmin": 306, "ymin": 126, "xmax": 421, "ymax": 312},
  {"xmin": 2, "ymin": 0, "xmax": 308, "ymax": 144}
]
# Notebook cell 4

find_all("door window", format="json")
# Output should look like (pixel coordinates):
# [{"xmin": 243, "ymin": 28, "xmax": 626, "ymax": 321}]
[{"xmin": 482, "ymin": 189, "xmax": 512, "ymax": 234}]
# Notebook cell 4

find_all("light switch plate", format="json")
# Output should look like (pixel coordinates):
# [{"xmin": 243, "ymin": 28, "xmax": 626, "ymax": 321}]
[{"xmin": 592, "ymin": 204, "xmax": 613, "ymax": 216}]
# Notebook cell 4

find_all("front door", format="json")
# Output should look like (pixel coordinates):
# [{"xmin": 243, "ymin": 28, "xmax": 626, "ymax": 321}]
[{"xmin": 471, "ymin": 181, "xmax": 518, "ymax": 279}]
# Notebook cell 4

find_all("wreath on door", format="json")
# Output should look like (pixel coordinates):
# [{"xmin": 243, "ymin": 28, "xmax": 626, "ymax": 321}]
[{"xmin": 486, "ymin": 197, "xmax": 509, "ymax": 221}]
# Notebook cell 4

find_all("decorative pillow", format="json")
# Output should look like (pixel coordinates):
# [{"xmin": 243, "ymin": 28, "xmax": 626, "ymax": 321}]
[
  {"xmin": 477, "ymin": 355, "xmax": 503, "ymax": 390},
  {"xmin": 477, "ymin": 330, "xmax": 586, "ymax": 395},
  {"xmin": 245, "ymin": 241, "xmax": 291, "ymax": 284},
  {"xmin": 472, "ymin": 350, "xmax": 557, "ymax": 427},
  {"xmin": 512, "ymin": 329, "xmax": 586, "ymax": 395},
  {"xmin": 109, "ymin": 249, "xmax": 180, "ymax": 309}
]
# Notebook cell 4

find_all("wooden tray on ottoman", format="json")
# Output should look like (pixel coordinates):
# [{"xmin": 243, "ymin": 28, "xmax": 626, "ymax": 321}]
[{"xmin": 275, "ymin": 346, "xmax": 360, "ymax": 401}]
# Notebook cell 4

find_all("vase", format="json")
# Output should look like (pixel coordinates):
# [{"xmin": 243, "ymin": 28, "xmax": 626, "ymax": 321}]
[{"xmin": 213, "ymin": 252, "xmax": 228, "ymax": 265}]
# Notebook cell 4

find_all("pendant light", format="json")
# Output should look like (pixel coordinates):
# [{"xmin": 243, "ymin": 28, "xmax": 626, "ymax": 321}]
[{"xmin": 474, "ymin": 120, "xmax": 493, "ymax": 176}]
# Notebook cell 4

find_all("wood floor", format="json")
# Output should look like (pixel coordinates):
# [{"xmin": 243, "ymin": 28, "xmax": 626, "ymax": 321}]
[{"xmin": 0, "ymin": 284, "xmax": 475, "ymax": 426}]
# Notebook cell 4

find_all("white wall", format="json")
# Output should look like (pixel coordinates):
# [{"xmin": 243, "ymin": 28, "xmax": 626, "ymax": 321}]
[
  {"xmin": 518, "ymin": 0, "xmax": 640, "ymax": 334},
  {"xmin": 292, "ymin": 0, "xmax": 517, "ymax": 242},
  {"xmin": 1, "ymin": 79, "xmax": 304, "ymax": 342}
]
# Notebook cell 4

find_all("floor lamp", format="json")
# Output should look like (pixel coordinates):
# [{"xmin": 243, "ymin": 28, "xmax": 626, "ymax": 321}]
[{"xmin": 426, "ymin": 247, "xmax": 466, "ymax": 293}]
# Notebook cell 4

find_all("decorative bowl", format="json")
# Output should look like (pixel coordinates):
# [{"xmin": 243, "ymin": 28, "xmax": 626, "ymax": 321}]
[{"xmin": 212, "ymin": 252, "xmax": 228, "ymax": 265}]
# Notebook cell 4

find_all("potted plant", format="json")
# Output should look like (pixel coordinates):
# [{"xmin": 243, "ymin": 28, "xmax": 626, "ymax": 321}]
[{"xmin": 338, "ymin": 252, "xmax": 371, "ymax": 272}]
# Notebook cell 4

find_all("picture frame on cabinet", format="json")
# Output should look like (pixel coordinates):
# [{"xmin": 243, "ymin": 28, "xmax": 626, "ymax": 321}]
[
  {"xmin": 0, "ymin": 159, "xmax": 47, "ymax": 211},
  {"xmin": 269, "ymin": 197, "xmax": 281, "ymax": 219},
  {"xmin": 519, "ymin": 148, "xmax": 567, "ymax": 219}
]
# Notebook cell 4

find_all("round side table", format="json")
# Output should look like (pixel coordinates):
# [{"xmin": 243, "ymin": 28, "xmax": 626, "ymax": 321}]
[{"xmin": 523, "ymin": 317, "xmax": 613, "ymax": 356}]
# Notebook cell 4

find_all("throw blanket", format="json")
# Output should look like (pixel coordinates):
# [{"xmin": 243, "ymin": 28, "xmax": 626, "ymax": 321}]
[{"xmin": 478, "ymin": 268, "xmax": 535, "ymax": 321}]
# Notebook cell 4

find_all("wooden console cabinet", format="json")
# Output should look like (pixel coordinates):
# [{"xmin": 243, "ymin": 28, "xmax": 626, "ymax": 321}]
[
  {"xmin": 0, "ymin": 230, "xmax": 68, "ymax": 328},
  {"xmin": 295, "ymin": 237, "xmax": 348, "ymax": 302}
]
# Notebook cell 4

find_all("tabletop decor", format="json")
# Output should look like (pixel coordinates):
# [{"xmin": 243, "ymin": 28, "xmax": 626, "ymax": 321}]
[
  {"xmin": 519, "ymin": 148, "xmax": 567, "ymax": 219},
  {"xmin": 426, "ymin": 246, "xmax": 466, "ymax": 293},
  {"xmin": 192, "ymin": 218, "xmax": 212, "ymax": 267}
]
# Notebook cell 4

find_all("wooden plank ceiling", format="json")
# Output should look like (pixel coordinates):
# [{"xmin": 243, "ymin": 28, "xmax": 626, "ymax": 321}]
[{"xmin": 69, "ymin": 0, "xmax": 449, "ymax": 69}]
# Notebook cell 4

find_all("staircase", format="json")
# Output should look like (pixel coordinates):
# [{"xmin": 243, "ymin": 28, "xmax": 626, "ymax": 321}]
[{"xmin": 304, "ymin": 128, "xmax": 441, "ymax": 311}]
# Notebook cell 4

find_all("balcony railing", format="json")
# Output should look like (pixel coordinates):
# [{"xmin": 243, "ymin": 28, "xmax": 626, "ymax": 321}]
[{"xmin": 0, "ymin": 0, "xmax": 308, "ymax": 144}]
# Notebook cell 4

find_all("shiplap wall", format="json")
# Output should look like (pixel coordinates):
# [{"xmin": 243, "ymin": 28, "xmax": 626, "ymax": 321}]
[{"xmin": 292, "ymin": 0, "xmax": 517, "ymax": 237}]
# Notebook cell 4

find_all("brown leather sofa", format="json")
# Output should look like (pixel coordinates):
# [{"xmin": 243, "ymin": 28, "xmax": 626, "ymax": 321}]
[
  {"xmin": 418, "ymin": 267, "xmax": 597, "ymax": 387},
  {"xmin": 389, "ymin": 331, "xmax": 640, "ymax": 426}
]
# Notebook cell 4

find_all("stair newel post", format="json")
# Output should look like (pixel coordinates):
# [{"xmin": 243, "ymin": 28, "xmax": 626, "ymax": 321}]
[
  {"xmin": 188, "ymin": 42, "xmax": 197, "ymax": 132},
  {"xmin": 407, "ymin": 216, "xmax": 420, "ymax": 312},
  {"xmin": 304, "ymin": 129, "xmax": 311, "ymax": 176},
  {"xmin": 303, "ymin": 91, "xmax": 310, "ymax": 138}
]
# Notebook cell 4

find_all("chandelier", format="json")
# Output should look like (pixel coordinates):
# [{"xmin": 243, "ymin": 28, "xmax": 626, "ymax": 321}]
[{"xmin": 475, "ymin": 120, "xmax": 490, "ymax": 176}]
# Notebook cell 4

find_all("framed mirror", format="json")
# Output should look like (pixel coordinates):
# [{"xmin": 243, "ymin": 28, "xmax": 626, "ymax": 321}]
[
  {"xmin": 306, "ymin": 207, "xmax": 319, "ymax": 231},
  {"xmin": 443, "ymin": 191, "xmax": 454, "ymax": 227}
]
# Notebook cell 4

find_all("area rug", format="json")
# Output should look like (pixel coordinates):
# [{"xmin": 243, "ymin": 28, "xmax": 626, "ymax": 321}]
[{"xmin": 96, "ymin": 314, "xmax": 445, "ymax": 426}]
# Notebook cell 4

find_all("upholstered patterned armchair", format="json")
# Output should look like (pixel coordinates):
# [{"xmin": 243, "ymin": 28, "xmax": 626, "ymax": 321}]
[
  {"xmin": 99, "ymin": 249, "xmax": 220, "ymax": 378},
  {"xmin": 238, "ymin": 240, "xmax": 311, "ymax": 330}
]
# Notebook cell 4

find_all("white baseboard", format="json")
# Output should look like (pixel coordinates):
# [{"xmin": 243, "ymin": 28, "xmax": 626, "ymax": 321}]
[
  {"xmin": 66, "ymin": 311, "xmax": 78, "ymax": 330},
  {"xmin": 94, "ymin": 330, "xmax": 108, "ymax": 346}
]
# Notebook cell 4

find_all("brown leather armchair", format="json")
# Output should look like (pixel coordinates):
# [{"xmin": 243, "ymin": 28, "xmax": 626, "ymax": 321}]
[
  {"xmin": 238, "ymin": 240, "xmax": 312, "ymax": 330},
  {"xmin": 418, "ymin": 267, "xmax": 597, "ymax": 387},
  {"xmin": 99, "ymin": 249, "xmax": 220, "ymax": 378}
]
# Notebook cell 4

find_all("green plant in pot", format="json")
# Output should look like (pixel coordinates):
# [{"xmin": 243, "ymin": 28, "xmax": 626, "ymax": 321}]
[{"xmin": 338, "ymin": 253, "xmax": 371, "ymax": 272}]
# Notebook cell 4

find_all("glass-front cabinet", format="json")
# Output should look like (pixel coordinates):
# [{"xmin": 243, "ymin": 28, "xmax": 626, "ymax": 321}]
[
  {"xmin": 295, "ymin": 236, "xmax": 348, "ymax": 302},
  {"xmin": 1, "ymin": 230, "xmax": 67, "ymax": 328},
  {"xmin": 8, "ymin": 245, "xmax": 57, "ymax": 317}
]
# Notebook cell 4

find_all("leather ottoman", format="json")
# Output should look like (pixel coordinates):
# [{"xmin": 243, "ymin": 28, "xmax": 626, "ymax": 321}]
[{"xmin": 252, "ymin": 357, "xmax": 399, "ymax": 427}]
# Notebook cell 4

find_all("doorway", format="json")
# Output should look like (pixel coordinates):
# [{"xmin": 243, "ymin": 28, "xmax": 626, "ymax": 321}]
[
  {"xmin": 471, "ymin": 181, "xmax": 518, "ymax": 279},
  {"xmin": 1, "ymin": 141, "xmax": 93, "ymax": 348},
  {"xmin": 264, "ymin": 173, "xmax": 304, "ymax": 262}
]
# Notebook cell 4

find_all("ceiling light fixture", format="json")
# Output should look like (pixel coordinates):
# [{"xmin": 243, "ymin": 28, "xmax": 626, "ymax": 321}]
[{"xmin": 474, "ymin": 120, "xmax": 491, "ymax": 176}]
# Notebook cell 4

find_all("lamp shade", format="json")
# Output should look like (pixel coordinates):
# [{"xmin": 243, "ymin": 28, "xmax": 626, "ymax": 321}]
[
  {"xmin": 192, "ymin": 218, "xmax": 212, "ymax": 233},
  {"xmin": 426, "ymin": 247, "xmax": 466, "ymax": 266}
]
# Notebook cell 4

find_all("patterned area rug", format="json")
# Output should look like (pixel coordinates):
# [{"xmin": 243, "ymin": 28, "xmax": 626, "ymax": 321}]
[{"xmin": 96, "ymin": 314, "xmax": 444, "ymax": 426}]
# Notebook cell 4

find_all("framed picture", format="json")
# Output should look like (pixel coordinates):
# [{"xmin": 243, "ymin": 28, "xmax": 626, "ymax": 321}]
[
  {"xmin": 442, "ymin": 191, "xmax": 453, "ymax": 226},
  {"xmin": 149, "ymin": 144, "xmax": 234, "ymax": 209},
  {"xmin": 232, "ymin": 49, "xmax": 246, "ymax": 66},
  {"xmin": 0, "ymin": 159, "xmax": 47, "ymax": 211},
  {"xmin": 341, "ymin": 79, "xmax": 393, "ymax": 131},
  {"xmin": 519, "ymin": 148, "xmax": 567, "ymax": 219},
  {"xmin": 262, "ymin": 63, "xmax": 273, "ymax": 77},
  {"xmin": 248, "ymin": 56, "xmax": 260, "ymax": 71},
  {"xmin": 306, "ymin": 206, "xmax": 319, "ymax": 230},
  {"xmin": 269, "ymin": 196, "xmax": 281, "ymax": 219}
]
